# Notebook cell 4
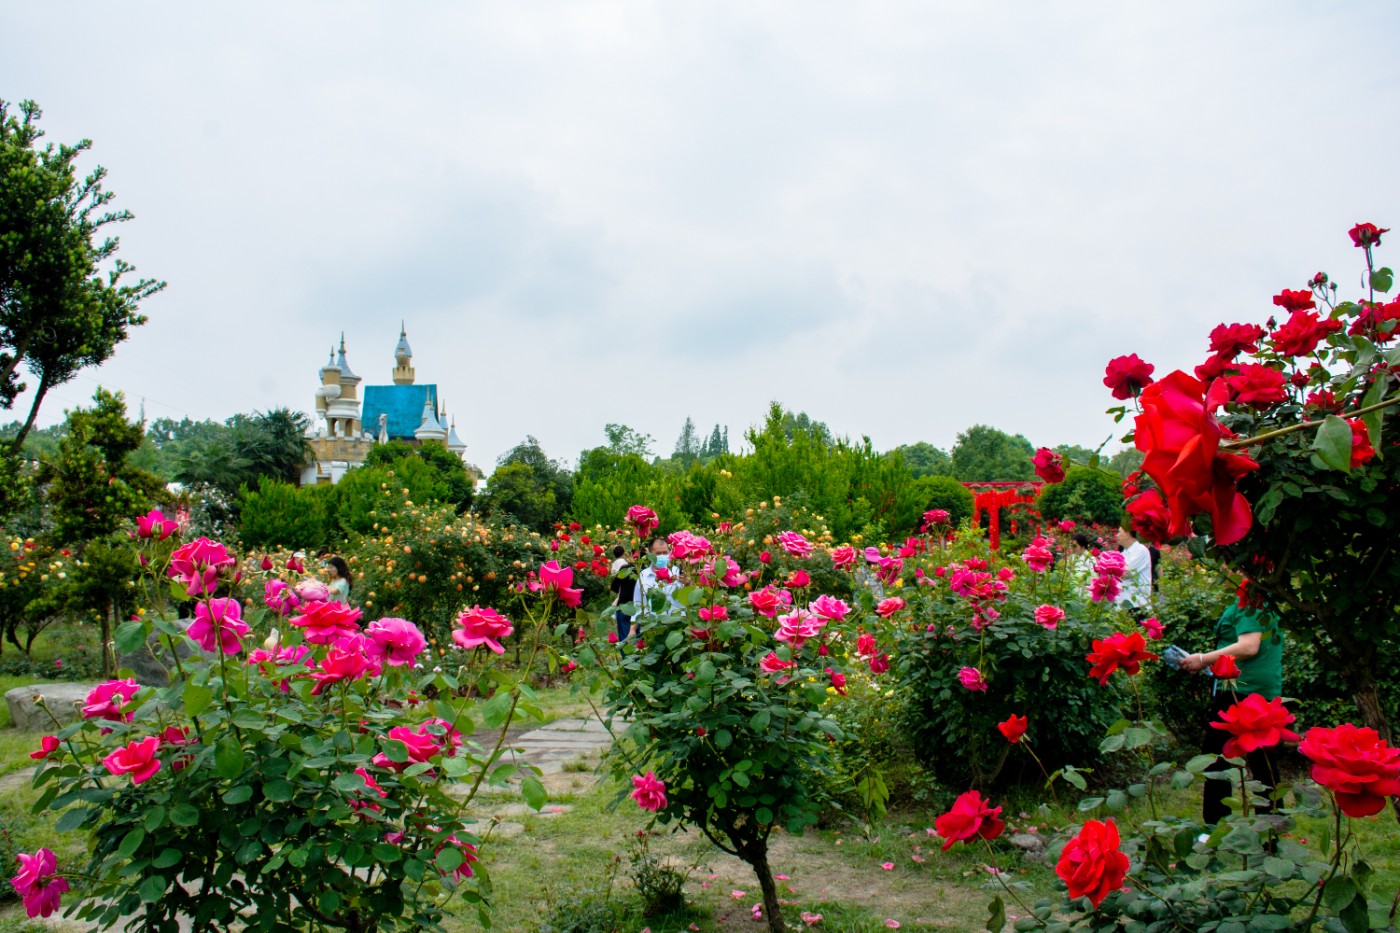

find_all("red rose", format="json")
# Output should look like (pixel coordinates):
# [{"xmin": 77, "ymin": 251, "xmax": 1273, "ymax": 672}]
[
  {"xmin": 933, "ymin": 790, "xmax": 1005, "ymax": 851},
  {"xmin": 1103, "ymin": 354, "xmax": 1155, "ymax": 400},
  {"xmin": 1271, "ymin": 309, "xmax": 1343, "ymax": 358},
  {"xmin": 1086, "ymin": 631, "xmax": 1157, "ymax": 686},
  {"xmin": 1209, "ymin": 322, "xmax": 1268, "ymax": 358},
  {"xmin": 1348, "ymin": 222, "xmax": 1389, "ymax": 248},
  {"xmin": 1270, "ymin": 289, "xmax": 1315, "ymax": 313},
  {"xmin": 1032, "ymin": 447, "xmax": 1066, "ymax": 484},
  {"xmin": 1210, "ymin": 693, "xmax": 1299, "ymax": 759},
  {"xmin": 1304, "ymin": 389, "xmax": 1338, "ymax": 412},
  {"xmin": 1349, "ymin": 299, "xmax": 1400, "ymax": 343},
  {"xmin": 1056, "ymin": 819, "xmax": 1130, "ymax": 908},
  {"xmin": 1225, "ymin": 363, "xmax": 1288, "ymax": 407},
  {"xmin": 1348, "ymin": 418, "xmax": 1376, "ymax": 467},
  {"xmin": 1125, "ymin": 489, "xmax": 1171, "ymax": 545},
  {"xmin": 1298, "ymin": 723, "xmax": 1400, "ymax": 818},
  {"xmin": 996, "ymin": 714, "xmax": 1028, "ymax": 744},
  {"xmin": 1134, "ymin": 370, "xmax": 1259, "ymax": 545},
  {"xmin": 1210, "ymin": 654, "xmax": 1241, "ymax": 680},
  {"xmin": 1193, "ymin": 352, "xmax": 1236, "ymax": 384}
]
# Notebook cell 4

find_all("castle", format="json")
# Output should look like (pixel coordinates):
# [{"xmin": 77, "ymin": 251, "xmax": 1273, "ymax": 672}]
[{"xmin": 302, "ymin": 325, "xmax": 474, "ymax": 485}]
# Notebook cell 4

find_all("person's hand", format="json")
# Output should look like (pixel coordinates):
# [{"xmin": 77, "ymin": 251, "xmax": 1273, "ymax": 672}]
[{"xmin": 1180, "ymin": 653, "xmax": 1208, "ymax": 674}]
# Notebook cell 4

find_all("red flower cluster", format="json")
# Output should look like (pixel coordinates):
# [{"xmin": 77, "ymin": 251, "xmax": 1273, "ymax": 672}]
[
  {"xmin": 1225, "ymin": 363, "xmax": 1288, "ymax": 408},
  {"xmin": 1271, "ymin": 309, "xmax": 1342, "ymax": 358},
  {"xmin": 1125, "ymin": 489, "xmax": 1171, "ymax": 544},
  {"xmin": 1299, "ymin": 724, "xmax": 1400, "ymax": 817},
  {"xmin": 1133, "ymin": 371, "xmax": 1259, "ymax": 545},
  {"xmin": 1210, "ymin": 694, "xmax": 1299, "ymax": 759},
  {"xmin": 1348, "ymin": 222, "xmax": 1389, "ymax": 248},
  {"xmin": 1032, "ymin": 447, "xmax": 1066, "ymax": 484},
  {"xmin": 1086, "ymin": 631, "xmax": 1157, "ymax": 686}
]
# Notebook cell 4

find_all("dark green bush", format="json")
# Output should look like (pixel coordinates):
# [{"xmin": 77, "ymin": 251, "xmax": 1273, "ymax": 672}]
[
  {"xmin": 913, "ymin": 475, "xmax": 974, "ymax": 527},
  {"xmin": 1036, "ymin": 467, "xmax": 1124, "ymax": 526}
]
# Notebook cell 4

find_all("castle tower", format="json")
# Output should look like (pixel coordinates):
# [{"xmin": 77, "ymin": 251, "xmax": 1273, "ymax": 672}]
[
  {"xmin": 315, "ymin": 348, "xmax": 343, "ymax": 435},
  {"xmin": 446, "ymin": 414, "xmax": 468, "ymax": 460},
  {"xmin": 305, "ymin": 338, "xmax": 373, "ymax": 485},
  {"xmin": 392, "ymin": 322, "xmax": 416, "ymax": 385},
  {"xmin": 335, "ymin": 334, "xmax": 364, "ymax": 437},
  {"xmin": 414, "ymin": 389, "xmax": 448, "ymax": 442}
]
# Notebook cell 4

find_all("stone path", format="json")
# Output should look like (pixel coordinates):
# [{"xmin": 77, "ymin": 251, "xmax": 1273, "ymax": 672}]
[{"xmin": 505, "ymin": 714, "xmax": 614, "ymax": 775}]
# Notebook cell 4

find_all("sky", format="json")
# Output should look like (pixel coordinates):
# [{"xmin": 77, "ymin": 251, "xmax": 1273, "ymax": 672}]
[{"xmin": 5, "ymin": 1, "xmax": 1399, "ymax": 470}]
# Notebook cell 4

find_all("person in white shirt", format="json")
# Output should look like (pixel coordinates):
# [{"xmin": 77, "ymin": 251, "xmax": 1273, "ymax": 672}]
[
  {"xmin": 1115, "ymin": 526, "xmax": 1153, "ymax": 612},
  {"xmin": 635, "ymin": 537, "xmax": 680, "ymax": 615}
]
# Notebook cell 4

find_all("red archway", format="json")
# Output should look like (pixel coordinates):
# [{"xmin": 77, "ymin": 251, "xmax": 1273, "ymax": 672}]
[{"xmin": 965, "ymin": 482, "xmax": 1043, "ymax": 549}]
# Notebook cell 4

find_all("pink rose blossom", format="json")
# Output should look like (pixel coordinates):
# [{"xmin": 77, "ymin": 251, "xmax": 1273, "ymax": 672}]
[
  {"xmin": 135, "ymin": 509, "xmax": 177, "ymax": 541},
  {"xmin": 1021, "ymin": 537, "xmax": 1053, "ymax": 573},
  {"xmin": 777, "ymin": 531, "xmax": 814, "ymax": 559},
  {"xmin": 102, "ymin": 736, "xmax": 162, "ymax": 784},
  {"xmin": 1140, "ymin": 616, "xmax": 1165, "ymax": 639},
  {"xmin": 10, "ymin": 847, "xmax": 68, "ymax": 919},
  {"xmin": 855, "ymin": 632, "xmax": 877, "ymax": 656},
  {"xmin": 1094, "ymin": 551, "xmax": 1126, "ymax": 579},
  {"xmin": 958, "ymin": 667, "xmax": 989, "ymax": 692},
  {"xmin": 82, "ymin": 679, "xmax": 140, "ymax": 722},
  {"xmin": 188, "ymin": 597, "xmax": 249, "ymax": 655},
  {"xmin": 294, "ymin": 578, "xmax": 330, "ymax": 605},
  {"xmin": 774, "ymin": 610, "xmax": 824, "ymax": 649},
  {"xmin": 365, "ymin": 617, "xmax": 427, "ymax": 667},
  {"xmin": 264, "ymin": 579, "xmax": 300, "ymax": 616},
  {"xmin": 698, "ymin": 605, "xmax": 729, "ymax": 622},
  {"xmin": 167, "ymin": 537, "xmax": 236, "ymax": 597},
  {"xmin": 831, "ymin": 545, "xmax": 857, "ymax": 569},
  {"xmin": 453, "ymin": 605, "xmax": 514, "ymax": 654},
  {"xmin": 631, "ymin": 771, "xmax": 667, "ymax": 811},
  {"xmin": 626, "ymin": 505, "xmax": 659, "ymax": 536},
  {"xmin": 289, "ymin": 600, "xmax": 363, "ymax": 644},
  {"xmin": 759, "ymin": 651, "xmax": 797, "ymax": 674},
  {"xmin": 537, "ymin": 561, "xmax": 584, "ymax": 607},
  {"xmin": 310, "ymin": 635, "xmax": 379, "ymax": 695},
  {"xmin": 810, "ymin": 594, "xmax": 850, "ymax": 622},
  {"xmin": 826, "ymin": 667, "xmax": 847, "ymax": 696},
  {"xmin": 1035, "ymin": 605, "xmax": 1066, "ymax": 629},
  {"xmin": 29, "ymin": 736, "xmax": 60, "ymax": 761},
  {"xmin": 869, "ymin": 653, "xmax": 891, "ymax": 674},
  {"xmin": 667, "ymin": 530, "xmax": 713, "ymax": 560},
  {"xmin": 875, "ymin": 597, "xmax": 906, "ymax": 617}
]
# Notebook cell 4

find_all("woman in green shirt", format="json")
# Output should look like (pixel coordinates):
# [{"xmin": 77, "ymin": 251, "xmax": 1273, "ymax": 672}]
[{"xmin": 1181, "ymin": 604, "xmax": 1285, "ymax": 825}]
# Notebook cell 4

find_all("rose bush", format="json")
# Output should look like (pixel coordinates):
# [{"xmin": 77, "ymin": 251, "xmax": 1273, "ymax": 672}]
[{"xmin": 15, "ymin": 515, "xmax": 559, "ymax": 931}]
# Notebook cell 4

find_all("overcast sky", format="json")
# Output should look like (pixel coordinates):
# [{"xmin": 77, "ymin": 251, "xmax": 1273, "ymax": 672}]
[{"xmin": 5, "ymin": 2, "xmax": 1399, "ymax": 469}]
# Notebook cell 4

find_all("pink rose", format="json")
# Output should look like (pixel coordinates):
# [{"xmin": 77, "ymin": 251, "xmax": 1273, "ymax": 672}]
[
  {"xmin": 759, "ymin": 651, "xmax": 797, "ymax": 674},
  {"xmin": 453, "ymin": 606, "xmax": 514, "ymax": 654},
  {"xmin": 810, "ymin": 594, "xmax": 849, "ymax": 622},
  {"xmin": 188, "ymin": 597, "xmax": 249, "ymax": 655},
  {"xmin": 774, "ymin": 610, "xmax": 823, "ymax": 649},
  {"xmin": 875, "ymin": 597, "xmax": 907, "ymax": 617},
  {"xmin": 631, "ymin": 771, "xmax": 667, "ymax": 811},
  {"xmin": 625, "ymin": 505, "xmax": 659, "ymax": 536},
  {"xmin": 958, "ymin": 667, "xmax": 989, "ymax": 692},
  {"xmin": 855, "ymin": 632, "xmax": 877, "ymax": 656},
  {"xmin": 1140, "ymin": 616, "xmax": 1164, "ymax": 640},
  {"xmin": 102, "ymin": 736, "xmax": 162, "ymax": 784},
  {"xmin": 777, "ymin": 531, "xmax": 814, "ymax": 559},
  {"xmin": 10, "ymin": 847, "xmax": 68, "ymax": 919},
  {"xmin": 309, "ymin": 634, "xmax": 379, "ymax": 695},
  {"xmin": 289, "ymin": 600, "xmax": 363, "ymax": 645},
  {"xmin": 265, "ymin": 579, "xmax": 301, "ymax": 616},
  {"xmin": 1021, "ymin": 538, "xmax": 1053, "ymax": 573},
  {"xmin": 135, "ymin": 509, "xmax": 177, "ymax": 541},
  {"xmin": 365, "ymin": 617, "xmax": 427, "ymax": 667},
  {"xmin": 1034, "ymin": 605, "xmax": 1066, "ymax": 629},
  {"xmin": 82, "ymin": 680, "xmax": 140, "ymax": 722},
  {"xmin": 538, "ymin": 561, "xmax": 584, "ymax": 608},
  {"xmin": 167, "ymin": 537, "xmax": 236, "ymax": 597},
  {"xmin": 831, "ymin": 545, "xmax": 857, "ymax": 569}
]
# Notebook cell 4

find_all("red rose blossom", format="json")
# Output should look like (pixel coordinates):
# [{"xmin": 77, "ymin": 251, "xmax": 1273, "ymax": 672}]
[
  {"xmin": 1210, "ymin": 693, "xmax": 1300, "ymax": 759},
  {"xmin": 1056, "ymin": 819, "xmax": 1130, "ymax": 908},
  {"xmin": 1271, "ymin": 309, "xmax": 1343, "ymax": 358},
  {"xmin": 1225, "ymin": 363, "xmax": 1288, "ymax": 407},
  {"xmin": 1271, "ymin": 289, "xmax": 1315, "ymax": 313},
  {"xmin": 1103, "ymin": 354, "xmax": 1155, "ymax": 400},
  {"xmin": 1194, "ymin": 352, "xmax": 1236, "ymax": 384},
  {"xmin": 1348, "ymin": 419, "xmax": 1376, "ymax": 467},
  {"xmin": 1298, "ymin": 723, "xmax": 1400, "ymax": 818},
  {"xmin": 1032, "ymin": 447, "xmax": 1066, "ymax": 484},
  {"xmin": 1133, "ymin": 370, "xmax": 1259, "ymax": 545},
  {"xmin": 933, "ymin": 790, "xmax": 1005, "ymax": 851},
  {"xmin": 1086, "ymin": 631, "xmax": 1157, "ymax": 686},
  {"xmin": 1210, "ymin": 654, "xmax": 1241, "ymax": 680},
  {"xmin": 1348, "ymin": 222, "xmax": 1389, "ymax": 248},
  {"xmin": 996, "ymin": 714, "xmax": 1028, "ymax": 744},
  {"xmin": 1125, "ymin": 489, "xmax": 1171, "ymax": 545},
  {"xmin": 1209, "ymin": 322, "xmax": 1268, "ymax": 358}
]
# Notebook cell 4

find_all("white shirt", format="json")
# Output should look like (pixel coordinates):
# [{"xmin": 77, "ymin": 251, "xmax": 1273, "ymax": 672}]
[
  {"xmin": 637, "ymin": 563, "xmax": 680, "ymax": 612},
  {"xmin": 1118, "ymin": 541, "xmax": 1153, "ymax": 608}
]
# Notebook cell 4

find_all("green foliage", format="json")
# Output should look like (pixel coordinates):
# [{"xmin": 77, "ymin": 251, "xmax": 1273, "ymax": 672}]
[
  {"xmin": 0, "ymin": 98, "xmax": 163, "ymax": 480},
  {"xmin": 912, "ymin": 475, "xmax": 975, "ymax": 527},
  {"xmin": 172, "ymin": 409, "xmax": 312, "ymax": 501},
  {"xmin": 894, "ymin": 441, "xmax": 954, "ymax": 478},
  {"xmin": 949, "ymin": 424, "xmax": 1036, "ymax": 481},
  {"xmin": 570, "ymin": 447, "xmax": 686, "ymax": 533},
  {"xmin": 239, "ymin": 480, "xmax": 332, "ymax": 551},
  {"xmin": 480, "ymin": 437, "xmax": 572, "ymax": 532},
  {"xmin": 332, "ymin": 459, "xmax": 443, "ymax": 538},
  {"xmin": 36, "ymin": 388, "xmax": 164, "ymax": 546},
  {"xmin": 1036, "ymin": 467, "xmax": 1125, "ymax": 527},
  {"xmin": 363, "ymin": 441, "xmax": 474, "ymax": 514}
]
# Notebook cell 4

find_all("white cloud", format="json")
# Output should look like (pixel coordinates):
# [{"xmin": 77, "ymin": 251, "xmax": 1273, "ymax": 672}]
[{"xmin": 4, "ymin": 0, "xmax": 1398, "ymax": 468}]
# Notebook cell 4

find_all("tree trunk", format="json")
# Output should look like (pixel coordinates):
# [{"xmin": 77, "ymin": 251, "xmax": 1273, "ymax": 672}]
[
  {"xmin": 742, "ymin": 839, "xmax": 786, "ymax": 933},
  {"xmin": 1344, "ymin": 670, "xmax": 1399, "ymax": 821},
  {"xmin": 7, "ymin": 371, "xmax": 52, "ymax": 457}
]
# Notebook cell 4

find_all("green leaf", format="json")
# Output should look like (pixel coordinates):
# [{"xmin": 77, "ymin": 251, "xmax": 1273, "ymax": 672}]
[
  {"xmin": 1099, "ymin": 734, "xmax": 1126, "ymax": 753},
  {"xmin": 54, "ymin": 807, "xmax": 91, "ymax": 833},
  {"xmin": 1078, "ymin": 796, "xmax": 1105, "ymax": 812},
  {"xmin": 1323, "ymin": 875, "xmax": 1356, "ymax": 912},
  {"xmin": 215, "ymin": 738, "xmax": 245, "ymax": 779},
  {"xmin": 986, "ymin": 894, "xmax": 1006, "ymax": 933},
  {"xmin": 1370, "ymin": 266, "xmax": 1393, "ymax": 293},
  {"xmin": 749, "ymin": 710, "xmax": 771, "ymax": 731},
  {"xmin": 152, "ymin": 848, "xmax": 182, "ymax": 870},
  {"xmin": 1062, "ymin": 769, "xmax": 1088, "ymax": 791},
  {"xmin": 117, "ymin": 827, "xmax": 146, "ymax": 858},
  {"xmin": 1338, "ymin": 892, "xmax": 1368, "ymax": 933},
  {"xmin": 1311, "ymin": 414, "xmax": 1353, "ymax": 473},
  {"xmin": 479, "ymin": 690, "xmax": 515, "ymax": 730},
  {"xmin": 1185, "ymin": 754, "xmax": 1219, "ymax": 773},
  {"xmin": 223, "ymin": 785, "xmax": 253, "ymax": 805},
  {"xmin": 139, "ymin": 875, "xmax": 166, "ymax": 903},
  {"xmin": 520, "ymin": 775, "xmax": 547, "ymax": 811},
  {"xmin": 714, "ymin": 729, "xmax": 732, "ymax": 748},
  {"xmin": 114, "ymin": 620, "xmax": 147, "ymax": 656},
  {"xmin": 169, "ymin": 804, "xmax": 200, "ymax": 827},
  {"xmin": 436, "ymin": 846, "xmax": 465, "ymax": 874},
  {"xmin": 263, "ymin": 779, "xmax": 295, "ymax": 803}
]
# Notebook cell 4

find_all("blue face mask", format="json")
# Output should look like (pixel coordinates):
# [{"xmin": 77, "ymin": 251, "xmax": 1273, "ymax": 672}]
[{"xmin": 654, "ymin": 555, "xmax": 670, "ymax": 569}]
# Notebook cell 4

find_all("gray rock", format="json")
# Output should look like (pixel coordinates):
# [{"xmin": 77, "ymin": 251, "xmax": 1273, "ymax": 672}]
[
  {"xmin": 6, "ymin": 683, "xmax": 97, "ymax": 732},
  {"xmin": 1009, "ymin": 833, "xmax": 1047, "ymax": 862},
  {"xmin": 118, "ymin": 628, "xmax": 198, "ymax": 688}
]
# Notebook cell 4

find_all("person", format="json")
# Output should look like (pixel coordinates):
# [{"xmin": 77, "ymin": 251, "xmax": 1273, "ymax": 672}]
[
  {"xmin": 1065, "ymin": 533, "xmax": 1095, "ymax": 584},
  {"xmin": 324, "ymin": 556, "xmax": 352, "ymax": 604},
  {"xmin": 636, "ymin": 536, "xmax": 679, "ymax": 614},
  {"xmin": 608, "ymin": 545, "xmax": 637, "ymax": 640},
  {"xmin": 1181, "ymin": 602, "xmax": 1286, "ymax": 826},
  {"xmin": 1115, "ymin": 525, "xmax": 1153, "ymax": 613}
]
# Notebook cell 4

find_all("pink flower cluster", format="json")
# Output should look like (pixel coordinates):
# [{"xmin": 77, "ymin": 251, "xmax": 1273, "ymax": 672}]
[
  {"xmin": 1090, "ymin": 551, "xmax": 1125, "ymax": 603},
  {"xmin": 9, "ymin": 848, "xmax": 67, "ymax": 918},
  {"xmin": 167, "ymin": 537, "xmax": 236, "ymax": 597},
  {"xmin": 864, "ymin": 547, "xmax": 903, "ymax": 586},
  {"xmin": 777, "ymin": 531, "xmax": 813, "ymax": 559},
  {"xmin": 1021, "ymin": 537, "xmax": 1053, "ymax": 573},
  {"xmin": 454, "ymin": 606, "xmax": 514, "ymax": 654}
]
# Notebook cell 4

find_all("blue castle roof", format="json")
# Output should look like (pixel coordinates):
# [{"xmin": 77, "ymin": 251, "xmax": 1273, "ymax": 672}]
[{"xmin": 362, "ymin": 384, "xmax": 439, "ymax": 441}]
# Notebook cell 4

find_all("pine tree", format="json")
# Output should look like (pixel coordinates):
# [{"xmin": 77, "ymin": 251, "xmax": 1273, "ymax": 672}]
[{"xmin": 673, "ymin": 417, "xmax": 701, "ymax": 466}]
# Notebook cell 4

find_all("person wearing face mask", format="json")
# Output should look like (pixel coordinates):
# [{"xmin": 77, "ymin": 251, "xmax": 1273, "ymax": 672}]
[{"xmin": 636, "ymin": 536, "xmax": 679, "ymax": 615}]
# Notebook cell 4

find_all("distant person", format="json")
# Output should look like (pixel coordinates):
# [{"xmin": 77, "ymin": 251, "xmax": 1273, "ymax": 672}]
[
  {"xmin": 1147, "ymin": 543, "xmax": 1162, "ymax": 596},
  {"xmin": 636, "ymin": 536, "xmax": 679, "ymax": 614},
  {"xmin": 1065, "ymin": 533, "xmax": 1095, "ymax": 583},
  {"xmin": 1115, "ymin": 525, "xmax": 1153, "ymax": 613},
  {"xmin": 608, "ymin": 545, "xmax": 637, "ymax": 639},
  {"xmin": 1182, "ymin": 603, "xmax": 1286, "ymax": 825},
  {"xmin": 324, "ymin": 556, "xmax": 352, "ymax": 604}
]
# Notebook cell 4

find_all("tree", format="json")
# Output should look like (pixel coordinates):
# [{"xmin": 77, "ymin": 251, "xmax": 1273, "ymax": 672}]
[
  {"xmin": 704, "ymin": 423, "xmax": 727, "ymax": 459},
  {"xmin": 949, "ymin": 425, "xmax": 1036, "ymax": 481},
  {"xmin": 363, "ymin": 440, "xmax": 474, "ymax": 513},
  {"xmin": 1106, "ymin": 447, "xmax": 1145, "ymax": 477},
  {"xmin": 913, "ymin": 475, "xmax": 975, "ymax": 526},
  {"xmin": 238, "ymin": 480, "xmax": 332, "ymax": 550},
  {"xmin": 672, "ymin": 417, "xmax": 702, "ymax": 467},
  {"xmin": 482, "ymin": 437, "xmax": 572, "ymax": 530},
  {"xmin": 894, "ymin": 441, "xmax": 954, "ymax": 478},
  {"xmin": 0, "ymin": 99, "xmax": 163, "ymax": 465},
  {"xmin": 1036, "ymin": 468, "xmax": 1125, "ymax": 527},
  {"xmin": 602, "ymin": 423, "xmax": 654, "ymax": 459},
  {"xmin": 174, "ymin": 409, "xmax": 311, "ymax": 500}
]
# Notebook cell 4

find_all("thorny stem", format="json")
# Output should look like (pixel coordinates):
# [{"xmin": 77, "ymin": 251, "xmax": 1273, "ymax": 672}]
[
  {"xmin": 980, "ymin": 838, "xmax": 1044, "ymax": 928},
  {"xmin": 1301, "ymin": 796, "xmax": 1347, "ymax": 931},
  {"xmin": 1220, "ymin": 392, "xmax": 1400, "ymax": 450}
]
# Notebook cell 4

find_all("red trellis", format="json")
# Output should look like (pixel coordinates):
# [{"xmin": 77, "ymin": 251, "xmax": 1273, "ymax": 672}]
[{"xmin": 965, "ymin": 481, "xmax": 1043, "ymax": 549}]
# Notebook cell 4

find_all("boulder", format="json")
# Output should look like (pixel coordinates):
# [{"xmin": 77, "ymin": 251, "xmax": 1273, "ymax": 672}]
[
  {"xmin": 118, "ymin": 627, "xmax": 198, "ymax": 688},
  {"xmin": 5, "ymin": 682, "xmax": 96, "ymax": 732}
]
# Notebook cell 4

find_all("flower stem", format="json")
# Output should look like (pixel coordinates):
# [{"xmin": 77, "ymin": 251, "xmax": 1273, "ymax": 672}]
[{"xmin": 1220, "ymin": 392, "xmax": 1400, "ymax": 450}]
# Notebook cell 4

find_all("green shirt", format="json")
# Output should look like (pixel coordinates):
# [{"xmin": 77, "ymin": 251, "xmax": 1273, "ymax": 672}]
[{"xmin": 1214, "ymin": 605, "xmax": 1284, "ymax": 700}]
